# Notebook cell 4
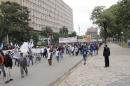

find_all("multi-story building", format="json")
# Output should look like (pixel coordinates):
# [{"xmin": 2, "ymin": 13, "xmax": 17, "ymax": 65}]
[
  {"xmin": 0, "ymin": 0, "xmax": 73, "ymax": 33},
  {"xmin": 86, "ymin": 27, "xmax": 98, "ymax": 39}
]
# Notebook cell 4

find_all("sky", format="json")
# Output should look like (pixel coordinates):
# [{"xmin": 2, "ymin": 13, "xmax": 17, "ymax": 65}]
[{"xmin": 63, "ymin": 0, "xmax": 119, "ymax": 35}]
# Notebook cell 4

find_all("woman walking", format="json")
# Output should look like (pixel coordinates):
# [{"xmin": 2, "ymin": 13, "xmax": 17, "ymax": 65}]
[{"xmin": 47, "ymin": 48, "xmax": 53, "ymax": 66}]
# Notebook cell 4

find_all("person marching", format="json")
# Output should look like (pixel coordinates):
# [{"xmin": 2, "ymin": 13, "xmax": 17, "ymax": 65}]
[
  {"xmin": 55, "ymin": 49, "xmax": 60, "ymax": 62},
  {"xmin": 47, "ymin": 47, "xmax": 53, "ymax": 66},
  {"xmin": 82, "ymin": 45, "xmax": 88, "ymax": 65},
  {"xmin": 19, "ymin": 53, "xmax": 28, "ymax": 78},
  {"xmin": 4, "ymin": 51, "xmax": 13, "ymax": 84}
]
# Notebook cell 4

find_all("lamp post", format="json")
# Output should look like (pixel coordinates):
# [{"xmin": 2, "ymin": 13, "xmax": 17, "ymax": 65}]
[
  {"xmin": 116, "ymin": 34, "xmax": 118, "ymax": 43},
  {"xmin": 121, "ymin": 32, "xmax": 124, "ymax": 46}
]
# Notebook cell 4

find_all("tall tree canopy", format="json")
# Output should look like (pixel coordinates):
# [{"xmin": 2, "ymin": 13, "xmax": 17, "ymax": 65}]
[
  {"xmin": 91, "ymin": 0, "xmax": 130, "ymax": 42},
  {"xmin": 0, "ymin": 1, "xmax": 31, "ymax": 44}
]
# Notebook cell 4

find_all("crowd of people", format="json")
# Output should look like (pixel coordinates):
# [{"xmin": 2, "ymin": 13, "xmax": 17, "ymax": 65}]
[{"xmin": 0, "ymin": 42, "xmax": 102, "ymax": 84}]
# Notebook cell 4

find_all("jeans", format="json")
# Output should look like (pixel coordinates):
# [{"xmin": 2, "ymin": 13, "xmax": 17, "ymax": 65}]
[
  {"xmin": 0, "ymin": 65, "xmax": 6, "ymax": 77},
  {"xmin": 56, "ymin": 56, "xmax": 59, "ymax": 62},
  {"xmin": 83, "ymin": 55, "xmax": 87, "ymax": 65}
]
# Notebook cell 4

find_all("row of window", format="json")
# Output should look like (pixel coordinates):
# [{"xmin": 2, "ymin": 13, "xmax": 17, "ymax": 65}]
[
  {"xmin": 22, "ymin": 0, "xmax": 73, "ymax": 31},
  {"xmin": 26, "ymin": 3, "xmax": 73, "ymax": 25},
  {"xmin": 30, "ymin": 15, "xmax": 72, "ymax": 28},
  {"xmin": 28, "ymin": 8, "xmax": 73, "ymax": 25},
  {"xmin": 23, "ymin": 0, "xmax": 72, "ymax": 18}
]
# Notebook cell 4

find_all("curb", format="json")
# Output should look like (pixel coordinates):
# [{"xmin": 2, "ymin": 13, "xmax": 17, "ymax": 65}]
[{"xmin": 49, "ymin": 58, "xmax": 83, "ymax": 86}]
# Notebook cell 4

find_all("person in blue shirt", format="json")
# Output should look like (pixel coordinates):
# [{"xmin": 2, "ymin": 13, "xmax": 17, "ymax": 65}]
[{"xmin": 82, "ymin": 45, "xmax": 88, "ymax": 65}]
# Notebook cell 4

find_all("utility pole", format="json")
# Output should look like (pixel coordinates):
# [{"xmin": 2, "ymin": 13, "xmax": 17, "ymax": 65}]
[{"xmin": 78, "ymin": 25, "xmax": 80, "ymax": 36}]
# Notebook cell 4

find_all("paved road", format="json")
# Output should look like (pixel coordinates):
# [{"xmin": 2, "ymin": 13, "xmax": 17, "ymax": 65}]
[
  {"xmin": 0, "ymin": 54, "xmax": 82, "ymax": 86},
  {"xmin": 59, "ymin": 43, "xmax": 130, "ymax": 86}
]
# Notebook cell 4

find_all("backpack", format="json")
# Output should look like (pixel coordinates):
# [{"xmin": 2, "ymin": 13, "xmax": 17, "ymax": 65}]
[
  {"xmin": 0, "ymin": 54, "xmax": 4, "ymax": 65},
  {"xmin": 4, "ymin": 54, "xmax": 13, "ymax": 68}
]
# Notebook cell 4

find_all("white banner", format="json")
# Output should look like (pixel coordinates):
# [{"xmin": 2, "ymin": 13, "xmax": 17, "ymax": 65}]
[
  {"xmin": 77, "ymin": 39, "xmax": 86, "ymax": 42},
  {"xmin": 59, "ymin": 37, "xmax": 77, "ymax": 43}
]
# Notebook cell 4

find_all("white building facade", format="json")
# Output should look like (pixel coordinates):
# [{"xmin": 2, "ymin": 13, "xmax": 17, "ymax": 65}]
[{"xmin": 1, "ymin": 0, "xmax": 73, "ymax": 32}]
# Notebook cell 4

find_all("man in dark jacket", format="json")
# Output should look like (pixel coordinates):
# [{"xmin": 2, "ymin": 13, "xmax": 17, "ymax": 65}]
[{"xmin": 103, "ymin": 45, "xmax": 110, "ymax": 67}]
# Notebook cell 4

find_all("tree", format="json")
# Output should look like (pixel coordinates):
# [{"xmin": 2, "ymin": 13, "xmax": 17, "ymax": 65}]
[
  {"xmin": 30, "ymin": 32, "xmax": 39, "ymax": 47},
  {"xmin": 90, "ymin": 6, "xmax": 105, "ymax": 23},
  {"xmin": 68, "ymin": 31, "xmax": 77, "ymax": 37},
  {"xmin": 91, "ymin": 6, "xmax": 109, "ymax": 43},
  {"xmin": 116, "ymin": 0, "xmax": 130, "ymax": 40},
  {"xmin": 91, "ymin": 6, "xmax": 119, "ymax": 43},
  {"xmin": 53, "ymin": 32, "xmax": 60, "ymax": 44},
  {"xmin": 59, "ymin": 26, "xmax": 68, "ymax": 37},
  {"xmin": 0, "ymin": 1, "xmax": 31, "ymax": 44},
  {"xmin": 91, "ymin": 0, "xmax": 130, "ymax": 42},
  {"xmin": 0, "ymin": 15, "xmax": 8, "ymax": 42},
  {"xmin": 41, "ymin": 26, "xmax": 53, "ymax": 37}
]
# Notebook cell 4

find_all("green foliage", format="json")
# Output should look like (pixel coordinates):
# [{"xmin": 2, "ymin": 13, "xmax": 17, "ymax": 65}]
[
  {"xmin": 0, "ymin": 1, "xmax": 31, "ymax": 44},
  {"xmin": 30, "ymin": 32, "xmax": 39, "ymax": 46},
  {"xmin": 68, "ymin": 31, "xmax": 77, "ymax": 37},
  {"xmin": 91, "ymin": 0, "xmax": 130, "ymax": 41},
  {"xmin": 41, "ymin": 26, "xmax": 53, "ymax": 37},
  {"xmin": 91, "ymin": 6, "xmax": 105, "ymax": 23},
  {"xmin": 53, "ymin": 32, "xmax": 60, "ymax": 44},
  {"xmin": 91, "ymin": 6, "xmax": 108, "ymax": 41},
  {"xmin": 0, "ymin": 15, "xmax": 7, "ymax": 42},
  {"xmin": 59, "ymin": 26, "xmax": 69, "ymax": 37}
]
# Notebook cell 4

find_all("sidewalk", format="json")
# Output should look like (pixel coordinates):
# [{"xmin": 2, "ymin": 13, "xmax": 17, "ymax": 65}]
[{"xmin": 58, "ymin": 43, "xmax": 130, "ymax": 86}]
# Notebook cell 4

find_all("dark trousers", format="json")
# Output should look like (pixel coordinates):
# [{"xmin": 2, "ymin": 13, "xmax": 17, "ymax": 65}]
[
  {"xmin": 83, "ymin": 55, "xmax": 87, "ymax": 65},
  {"xmin": 0, "ymin": 65, "xmax": 6, "ymax": 77},
  {"xmin": 20, "ymin": 66, "xmax": 28, "ymax": 77},
  {"xmin": 104, "ymin": 56, "xmax": 109, "ymax": 67},
  {"xmin": 29, "ymin": 58, "xmax": 33, "ymax": 65},
  {"xmin": 56, "ymin": 56, "xmax": 59, "ymax": 62},
  {"xmin": 43, "ymin": 52, "xmax": 47, "ymax": 58}
]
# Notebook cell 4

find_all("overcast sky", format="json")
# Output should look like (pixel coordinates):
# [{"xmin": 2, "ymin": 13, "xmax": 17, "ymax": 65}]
[{"xmin": 63, "ymin": 0, "xmax": 119, "ymax": 35}]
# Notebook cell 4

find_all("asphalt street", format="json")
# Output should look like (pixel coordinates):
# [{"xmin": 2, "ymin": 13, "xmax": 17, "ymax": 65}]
[{"xmin": 0, "ymin": 54, "xmax": 82, "ymax": 86}]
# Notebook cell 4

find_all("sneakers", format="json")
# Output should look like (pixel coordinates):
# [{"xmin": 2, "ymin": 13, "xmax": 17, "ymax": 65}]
[{"xmin": 5, "ymin": 78, "xmax": 13, "ymax": 84}]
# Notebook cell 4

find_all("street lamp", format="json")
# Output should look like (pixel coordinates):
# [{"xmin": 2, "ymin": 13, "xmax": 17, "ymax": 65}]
[
  {"xmin": 121, "ymin": 32, "xmax": 124, "ymax": 46},
  {"xmin": 116, "ymin": 34, "xmax": 118, "ymax": 43}
]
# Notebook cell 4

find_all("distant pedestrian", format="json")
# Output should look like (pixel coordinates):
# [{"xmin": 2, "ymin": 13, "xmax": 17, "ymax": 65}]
[
  {"xmin": 43, "ymin": 47, "xmax": 47, "ymax": 58},
  {"xmin": 40, "ymin": 47, "xmax": 44, "ymax": 58},
  {"xmin": 103, "ymin": 45, "xmax": 110, "ymax": 67},
  {"xmin": 47, "ymin": 49, "xmax": 53, "ymax": 66},
  {"xmin": 75, "ymin": 46, "xmax": 79, "ymax": 56},
  {"xmin": 96, "ymin": 43, "xmax": 99, "ymax": 55},
  {"xmin": 55, "ymin": 49, "xmax": 60, "ymax": 62},
  {"xmin": 28, "ymin": 48, "xmax": 34, "ymax": 66},
  {"xmin": 82, "ymin": 46, "xmax": 88, "ymax": 65},
  {"xmin": 19, "ymin": 53, "xmax": 28, "ymax": 78}
]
